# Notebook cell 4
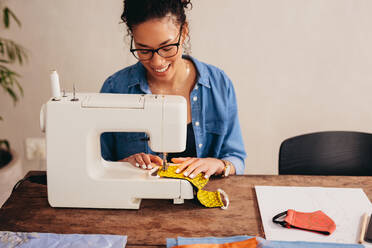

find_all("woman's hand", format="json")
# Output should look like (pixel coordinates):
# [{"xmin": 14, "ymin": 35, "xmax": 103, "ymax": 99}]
[
  {"xmin": 120, "ymin": 153, "xmax": 163, "ymax": 170},
  {"xmin": 171, "ymin": 157, "xmax": 226, "ymax": 179}
]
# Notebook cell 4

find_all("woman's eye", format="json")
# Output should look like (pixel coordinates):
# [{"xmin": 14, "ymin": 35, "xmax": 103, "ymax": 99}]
[
  {"xmin": 162, "ymin": 47, "xmax": 172, "ymax": 52},
  {"xmin": 139, "ymin": 50, "xmax": 150, "ymax": 55}
]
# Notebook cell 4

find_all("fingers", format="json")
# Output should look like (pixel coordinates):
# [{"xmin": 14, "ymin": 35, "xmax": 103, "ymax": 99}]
[
  {"xmin": 171, "ymin": 157, "xmax": 191, "ymax": 164},
  {"xmin": 122, "ymin": 153, "xmax": 163, "ymax": 170},
  {"xmin": 133, "ymin": 153, "xmax": 148, "ymax": 169},
  {"xmin": 142, "ymin": 154, "xmax": 153, "ymax": 169},
  {"xmin": 183, "ymin": 159, "xmax": 204, "ymax": 178},
  {"xmin": 202, "ymin": 167, "xmax": 216, "ymax": 179},
  {"xmin": 174, "ymin": 157, "xmax": 195, "ymax": 173},
  {"xmin": 120, "ymin": 157, "xmax": 136, "ymax": 167},
  {"xmin": 149, "ymin": 154, "xmax": 163, "ymax": 166},
  {"xmin": 184, "ymin": 160, "xmax": 218, "ymax": 179},
  {"xmin": 174, "ymin": 157, "xmax": 202, "ymax": 177},
  {"xmin": 174, "ymin": 157, "xmax": 222, "ymax": 179},
  {"xmin": 123, "ymin": 155, "xmax": 222, "ymax": 178}
]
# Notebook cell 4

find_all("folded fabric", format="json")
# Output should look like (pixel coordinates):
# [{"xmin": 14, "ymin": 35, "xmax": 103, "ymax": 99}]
[
  {"xmin": 167, "ymin": 236, "xmax": 365, "ymax": 248},
  {"xmin": 171, "ymin": 237, "xmax": 258, "ymax": 248},
  {"xmin": 0, "ymin": 231, "xmax": 127, "ymax": 248},
  {"xmin": 158, "ymin": 164, "xmax": 227, "ymax": 208},
  {"xmin": 167, "ymin": 236, "xmax": 253, "ymax": 248}
]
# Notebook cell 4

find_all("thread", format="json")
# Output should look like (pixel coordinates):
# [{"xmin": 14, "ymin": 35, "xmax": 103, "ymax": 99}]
[{"xmin": 50, "ymin": 70, "xmax": 61, "ymax": 100}]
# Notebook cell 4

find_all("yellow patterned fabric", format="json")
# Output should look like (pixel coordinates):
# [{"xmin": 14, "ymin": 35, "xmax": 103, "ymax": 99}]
[
  {"xmin": 157, "ymin": 164, "xmax": 225, "ymax": 208},
  {"xmin": 197, "ymin": 189, "xmax": 224, "ymax": 208}
]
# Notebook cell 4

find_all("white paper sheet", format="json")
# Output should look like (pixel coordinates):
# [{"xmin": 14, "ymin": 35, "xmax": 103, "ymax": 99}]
[{"xmin": 255, "ymin": 186, "xmax": 372, "ymax": 247}]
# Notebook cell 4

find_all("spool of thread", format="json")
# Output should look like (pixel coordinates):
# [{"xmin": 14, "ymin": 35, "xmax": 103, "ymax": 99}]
[{"xmin": 50, "ymin": 70, "xmax": 61, "ymax": 100}]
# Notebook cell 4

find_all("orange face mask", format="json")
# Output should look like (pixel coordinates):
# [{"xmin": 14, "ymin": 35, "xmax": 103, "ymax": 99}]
[
  {"xmin": 172, "ymin": 237, "xmax": 258, "ymax": 248},
  {"xmin": 272, "ymin": 209, "xmax": 336, "ymax": 235}
]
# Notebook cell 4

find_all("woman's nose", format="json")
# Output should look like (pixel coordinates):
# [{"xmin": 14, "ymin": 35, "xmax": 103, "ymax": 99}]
[{"xmin": 150, "ymin": 52, "xmax": 165, "ymax": 66}]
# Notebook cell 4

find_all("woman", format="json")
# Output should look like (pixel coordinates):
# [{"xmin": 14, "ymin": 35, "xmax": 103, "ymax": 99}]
[{"xmin": 101, "ymin": 0, "xmax": 246, "ymax": 178}]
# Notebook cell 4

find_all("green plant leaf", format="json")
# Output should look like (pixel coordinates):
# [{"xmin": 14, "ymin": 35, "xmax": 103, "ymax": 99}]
[
  {"xmin": 2, "ymin": 7, "xmax": 21, "ymax": 28},
  {"xmin": 3, "ymin": 7, "xmax": 9, "ymax": 28},
  {"xmin": 0, "ymin": 64, "xmax": 22, "ymax": 104},
  {"xmin": 5, "ymin": 41, "xmax": 15, "ymax": 62},
  {"xmin": 13, "ymin": 77, "xmax": 23, "ymax": 96},
  {"xmin": 15, "ymin": 46, "xmax": 22, "ymax": 65},
  {"xmin": 0, "ymin": 6, "xmax": 26, "ymax": 116},
  {"xmin": 6, "ymin": 8, "xmax": 21, "ymax": 27},
  {"xmin": 0, "ymin": 38, "xmax": 28, "ymax": 65},
  {"xmin": 6, "ymin": 87, "xmax": 18, "ymax": 103},
  {"xmin": 0, "ymin": 41, "xmax": 4, "ymax": 55}
]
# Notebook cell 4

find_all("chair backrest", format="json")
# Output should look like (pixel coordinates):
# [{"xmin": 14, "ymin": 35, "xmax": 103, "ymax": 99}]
[{"xmin": 279, "ymin": 131, "xmax": 372, "ymax": 176}]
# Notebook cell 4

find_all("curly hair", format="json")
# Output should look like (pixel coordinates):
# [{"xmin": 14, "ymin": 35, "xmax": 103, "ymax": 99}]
[{"xmin": 121, "ymin": 0, "xmax": 192, "ymax": 33}]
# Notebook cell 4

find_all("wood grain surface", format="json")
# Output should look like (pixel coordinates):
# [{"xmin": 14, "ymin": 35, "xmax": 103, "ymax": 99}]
[{"xmin": 1, "ymin": 171, "xmax": 371, "ymax": 248}]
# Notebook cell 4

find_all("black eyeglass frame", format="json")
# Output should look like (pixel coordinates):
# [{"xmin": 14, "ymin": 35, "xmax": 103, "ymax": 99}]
[{"xmin": 130, "ymin": 25, "xmax": 183, "ymax": 61}]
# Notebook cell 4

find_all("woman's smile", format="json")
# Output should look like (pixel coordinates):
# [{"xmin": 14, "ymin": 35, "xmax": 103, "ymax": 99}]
[{"xmin": 152, "ymin": 63, "xmax": 171, "ymax": 74}]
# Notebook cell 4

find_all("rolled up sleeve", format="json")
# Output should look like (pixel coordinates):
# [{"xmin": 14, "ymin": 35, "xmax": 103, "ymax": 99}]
[{"xmin": 220, "ymin": 80, "xmax": 247, "ymax": 175}]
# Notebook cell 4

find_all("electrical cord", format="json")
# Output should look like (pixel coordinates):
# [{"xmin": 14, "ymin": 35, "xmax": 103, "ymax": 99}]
[{"xmin": 12, "ymin": 175, "xmax": 47, "ymax": 193}]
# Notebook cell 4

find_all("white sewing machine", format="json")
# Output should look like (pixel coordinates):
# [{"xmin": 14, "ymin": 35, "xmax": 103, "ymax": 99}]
[{"xmin": 40, "ymin": 75, "xmax": 193, "ymax": 209}]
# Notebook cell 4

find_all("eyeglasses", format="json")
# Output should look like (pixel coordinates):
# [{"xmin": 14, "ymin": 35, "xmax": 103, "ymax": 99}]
[{"xmin": 130, "ymin": 25, "xmax": 183, "ymax": 61}]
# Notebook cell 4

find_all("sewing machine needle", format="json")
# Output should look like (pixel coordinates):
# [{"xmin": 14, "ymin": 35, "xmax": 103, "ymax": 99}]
[{"xmin": 162, "ymin": 152, "xmax": 168, "ymax": 171}]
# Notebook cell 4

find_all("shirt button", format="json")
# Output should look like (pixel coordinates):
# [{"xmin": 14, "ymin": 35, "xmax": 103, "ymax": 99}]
[
  {"xmin": 195, "ymin": 85, "xmax": 198, "ymax": 90},
  {"xmin": 198, "ymin": 143, "xmax": 203, "ymax": 148},
  {"xmin": 195, "ymin": 121, "xmax": 200, "ymax": 127},
  {"xmin": 193, "ymin": 96, "xmax": 198, "ymax": 102}
]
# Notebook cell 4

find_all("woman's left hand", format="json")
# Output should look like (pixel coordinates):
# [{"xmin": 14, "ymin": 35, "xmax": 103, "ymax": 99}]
[{"xmin": 171, "ymin": 157, "xmax": 225, "ymax": 179}]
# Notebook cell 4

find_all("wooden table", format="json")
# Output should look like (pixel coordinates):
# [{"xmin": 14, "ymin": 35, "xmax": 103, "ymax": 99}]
[{"xmin": 1, "ymin": 171, "xmax": 372, "ymax": 247}]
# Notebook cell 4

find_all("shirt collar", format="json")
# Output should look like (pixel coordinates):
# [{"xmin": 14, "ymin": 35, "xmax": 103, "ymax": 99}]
[
  {"xmin": 183, "ymin": 55, "xmax": 211, "ymax": 88},
  {"xmin": 126, "ymin": 55, "xmax": 211, "ymax": 91},
  {"xmin": 127, "ymin": 62, "xmax": 151, "ymax": 93}
]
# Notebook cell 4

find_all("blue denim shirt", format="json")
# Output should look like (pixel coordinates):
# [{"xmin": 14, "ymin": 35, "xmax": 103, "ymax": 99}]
[{"xmin": 100, "ymin": 55, "xmax": 246, "ymax": 174}]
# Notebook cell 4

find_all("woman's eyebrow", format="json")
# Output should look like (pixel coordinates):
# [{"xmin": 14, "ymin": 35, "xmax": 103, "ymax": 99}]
[{"xmin": 135, "ymin": 38, "xmax": 173, "ymax": 48}]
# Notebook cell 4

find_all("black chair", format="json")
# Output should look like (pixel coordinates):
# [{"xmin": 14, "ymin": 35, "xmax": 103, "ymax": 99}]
[{"xmin": 279, "ymin": 131, "xmax": 372, "ymax": 176}]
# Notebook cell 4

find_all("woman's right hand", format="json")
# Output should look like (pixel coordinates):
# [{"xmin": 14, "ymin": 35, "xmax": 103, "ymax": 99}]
[{"xmin": 120, "ymin": 153, "xmax": 163, "ymax": 170}]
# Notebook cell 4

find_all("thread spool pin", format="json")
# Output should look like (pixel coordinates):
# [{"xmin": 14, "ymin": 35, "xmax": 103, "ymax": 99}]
[{"xmin": 71, "ymin": 84, "xmax": 79, "ymax": 101}]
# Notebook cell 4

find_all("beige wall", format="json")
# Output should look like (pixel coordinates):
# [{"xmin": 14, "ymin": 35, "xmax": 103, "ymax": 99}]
[{"xmin": 1, "ymin": 0, "xmax": 372, "ymax": 175}]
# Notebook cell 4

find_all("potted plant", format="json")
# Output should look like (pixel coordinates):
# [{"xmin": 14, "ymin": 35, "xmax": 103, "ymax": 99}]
[
  {"xmin": 0, "ymin": 3, "xmax": 28, "ymax": 168},
  {"xmin": 0, "ymin": 140, "xmax": 11, "ymax": 168}
]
